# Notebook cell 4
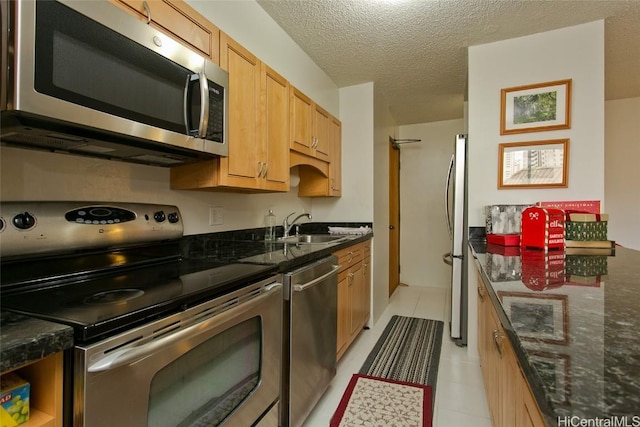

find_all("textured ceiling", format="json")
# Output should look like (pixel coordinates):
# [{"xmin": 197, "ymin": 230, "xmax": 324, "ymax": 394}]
[{"xmin": 257, "ymin": 0, "xmax": 640, "ymax": 125}]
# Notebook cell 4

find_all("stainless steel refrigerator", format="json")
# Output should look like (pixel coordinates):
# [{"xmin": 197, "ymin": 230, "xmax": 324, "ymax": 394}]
[{"xmin": 443, "ymin": 134, "xmax": 468, "ymax": 346}]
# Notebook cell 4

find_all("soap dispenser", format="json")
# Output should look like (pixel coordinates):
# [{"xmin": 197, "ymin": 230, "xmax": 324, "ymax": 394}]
[{"xmin": 264, "ymin": 209, "xmax": 276, "ymax": 241}]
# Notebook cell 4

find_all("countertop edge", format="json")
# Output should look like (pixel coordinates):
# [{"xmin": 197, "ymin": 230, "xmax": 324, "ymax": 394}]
[
  {"xmin": 469, "ymin": 240, "xmax": 557, "ymax": 427},
  {"xmin": 1, "ymin": 312, "xmax": 74, "ymax": 373}
]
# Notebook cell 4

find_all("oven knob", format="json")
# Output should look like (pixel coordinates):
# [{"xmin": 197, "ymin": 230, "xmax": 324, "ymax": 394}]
[
  {"xmin": 0, "ymin": 217, "xmax": 5, "ymax": 232},
  {"xmin": 167, "ymin": 212, "xmax": 179, "ymax": 224},
  {"xmin": 13, "ymin": 212, "xmax": 36, "ymax": 230},
  {"xmin": 154, "ymin": 211, "xmax": 166, "ymax": 222}
]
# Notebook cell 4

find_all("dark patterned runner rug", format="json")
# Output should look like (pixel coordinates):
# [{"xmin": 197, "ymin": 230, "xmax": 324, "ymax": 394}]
[{"xmin": 359, "ymin": 315, "xmax": 444, "ymax": 394}]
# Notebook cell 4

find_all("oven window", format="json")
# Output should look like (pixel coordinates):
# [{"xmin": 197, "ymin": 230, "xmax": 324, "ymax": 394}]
[{"xmin": 148, "ymin": 317, "xmax": 262, "ymax": 427}]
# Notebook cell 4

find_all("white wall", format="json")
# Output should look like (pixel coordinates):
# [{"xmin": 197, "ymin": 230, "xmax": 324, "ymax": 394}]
[
  {"xmin": 397, "ymin": 119, "xmax": 464, "ymax": 289},
  {"xmin": 605, "ymin": 97, "xmax": 640, "ymax": 250},
  {"xmin": 468, "ymin": 21, "xmax": 605, "ymax": 228},
  {"xmin": 467, "ymin": 20, "xmax": 605, "ymax": 359},
  {"xmin": 186, "ymin": 0, "xmax": 339, "ymax": 116},
  {"xmin": 0, "ymin": 146, "xmax": 310, "ymax": 235},
  {"xmin": 314, "ymin": 83, "xmax": 375, "ymax": 223}
]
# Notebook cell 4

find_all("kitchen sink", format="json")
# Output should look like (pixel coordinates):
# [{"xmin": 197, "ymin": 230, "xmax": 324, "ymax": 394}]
[{"xmin": 278, "ymin": 234, "xmax": 349, "ymax": 244}]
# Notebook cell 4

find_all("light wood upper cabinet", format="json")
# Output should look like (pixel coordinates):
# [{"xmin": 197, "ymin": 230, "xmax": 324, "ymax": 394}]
[
  {"xmin": 114, "ymin": 0, "xmax": 220, "ymax": 64},
  {"xmin": 329, "ymin": 116, "xmax": 342, "ymax": 196},
  {"xmin": 290, "ymin": 88, "xmax": 314, "ymax": 155},
  {"xmin": 260, "ymin": 63, "xmax": 290, "ymax": 191},
  {"xmin": 296, "ymin": 113, "xmax": 342, "ymax": 197},
  {"xmin": 170, "ymin": 34, "xmax": 289, "ymax": 192},
  {"xmin": 313, "ymin": 104, "xmax": 331, "ymax": 161},
  {"xmin": 290, "ymin": 87, "xmax": 330, "ymax": 162},
  {"xmin": 219, "ymin": 34, "xmax": 261, "ymax": 186}
]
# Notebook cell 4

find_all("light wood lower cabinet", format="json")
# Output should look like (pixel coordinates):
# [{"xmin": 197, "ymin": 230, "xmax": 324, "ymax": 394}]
[
  {"xmin": 335, "ymin": 241, "xmax": 371, "ymax": 361},
  {"xmin": 0, "ymin": 352, "xmax": 64, "ymax": 427},
  {"xmin": 477, "ymin": 276, "xmax": 546, "ymax": 427}
]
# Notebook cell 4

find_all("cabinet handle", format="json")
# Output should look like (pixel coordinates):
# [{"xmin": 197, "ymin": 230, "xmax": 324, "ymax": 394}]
[
  {"xmin": 263, "ymin": 162, "xmax": 268, "ymax": 178},
  {"xmin": 477, "ymin": 285, "xmax": 485, "ymax": 300},
  {"xmin": 142, "ymin": 1, "xmax": 151, "ymax": 24},
  {"xmin": 492, "ymin": 330, "xmax": 504, "ymax": 358},
  {"xmin": 348, "ymin": 272, "xmax": 354, "ymax": 284},
  {"xmin": 348, "ymin": 251, "xmax": 354, "ymax": 263},
  {"xmin": 257, "ymin": 162, "xmax": 264, "ymax": 177}
]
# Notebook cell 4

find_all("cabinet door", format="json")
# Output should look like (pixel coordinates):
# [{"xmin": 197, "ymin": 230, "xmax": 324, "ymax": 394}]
[
  {"xmin": 520, "ymin": 377, "xmax": 546, "ymax": 427},
  {"xmin": 312, "ymin": 105, "xmax": 331, "ymax": 161},
  {"xmin": 349, "ymin": 262, "xmax": 364, "ymax": 338},
  {"xmin": 115, "ymin": 0, "xmax": 220, "ymax": 63},
  {"xmin": 362, "ymin": 253, "xmax": 371, "ymax": 324},
  {"xmin": 329, "ymin": 116, "xmax": 342, "ymax": 196},
  {"xmin": 290, "ymin": 88, "xmax": 314, "ymax": 155},
  {"xmin": 336, "ymin": 270, "xmax": 351, "ymax": 361},
  {"xmin": 261, "ymin": 63, "xmax": 289, "ymax": 191},
  {"xmin": 218, "ymin": 33, "xmax": 261, "ymax": 188}
]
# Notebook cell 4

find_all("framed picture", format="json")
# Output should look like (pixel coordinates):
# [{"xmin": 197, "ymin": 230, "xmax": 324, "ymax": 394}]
[
  {"xmin": 498, "ymin": 139, "xmax": 569, "ymax": 189},
  {"xmin": 528, "ymin": 351, "xmax": 571, "ymax": 406},
  {"xmin": 498, "ymin": 291, "xmax": 569, "ymax": 345},
  {"xmin": 500, "ymin": 79, "xmax": 572, "ymax": 135}
]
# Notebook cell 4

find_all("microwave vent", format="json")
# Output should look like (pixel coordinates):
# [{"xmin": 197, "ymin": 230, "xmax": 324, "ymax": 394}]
[{"xmin": 1, "ymin": 112, "xmax": 212, "ymax": 167}]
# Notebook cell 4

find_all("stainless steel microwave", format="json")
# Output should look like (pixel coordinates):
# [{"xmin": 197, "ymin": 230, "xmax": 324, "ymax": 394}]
[{"xmin": 0, "ymin": 0, "xmax": 228, "ymax": 166}]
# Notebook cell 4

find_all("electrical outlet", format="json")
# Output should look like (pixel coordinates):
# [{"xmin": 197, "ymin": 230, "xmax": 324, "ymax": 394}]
[{"xmin": 209, "ymin": 207, "xmax": 223, "ymax": 226}]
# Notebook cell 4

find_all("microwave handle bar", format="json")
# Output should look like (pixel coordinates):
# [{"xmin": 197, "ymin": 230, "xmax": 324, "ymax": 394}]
[
  {"xmin": 198, "ymin": 72, "xmax": 210, "ymax": 138},
  {"xmin": 183, "ymin": 72, "xmax": 210, "ymax": 139}
]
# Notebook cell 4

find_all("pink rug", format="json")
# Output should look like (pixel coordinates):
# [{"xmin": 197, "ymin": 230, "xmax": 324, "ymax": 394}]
[{"xmin": 330, "ymin": 374, "xmax": 433, "ymax": 427}]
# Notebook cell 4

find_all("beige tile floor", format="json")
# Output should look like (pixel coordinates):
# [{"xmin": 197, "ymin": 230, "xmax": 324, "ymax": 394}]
[{"xmin": 303, "ymin": 285, "xmax": 492, "ymax": 427}]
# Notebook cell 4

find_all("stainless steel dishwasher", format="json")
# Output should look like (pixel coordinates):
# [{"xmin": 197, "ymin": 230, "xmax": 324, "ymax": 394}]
[{"xmin": 281, "ymin": 255, "xmax": 340, "ymax": 427}]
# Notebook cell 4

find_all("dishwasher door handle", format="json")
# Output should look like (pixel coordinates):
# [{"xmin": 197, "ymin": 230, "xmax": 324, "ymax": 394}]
[{"xmin": 292, "ymin": 264, "xmax": 340, "ymax": 292}]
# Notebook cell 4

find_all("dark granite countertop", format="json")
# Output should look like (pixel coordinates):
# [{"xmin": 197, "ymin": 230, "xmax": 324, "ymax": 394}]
[
  {"xmin": 181, "ymin": 223, "xmax": 373, "ymax": 271},
  {"xmin": 470, "ymin": 239, "xmax": 640, "ymax": 425},
  {"xmin": 1, "ymin": 223, "xmax": 372, "ymax": 373},
  {"xmin": 0, "ymin": 311, "xmax": 74, "ymax": 373}
]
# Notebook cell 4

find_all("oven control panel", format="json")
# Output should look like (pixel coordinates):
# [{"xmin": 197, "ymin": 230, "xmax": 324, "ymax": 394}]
[{"xmin": 0, "ymin": 202, "xmax": 183, "ymax": 258}]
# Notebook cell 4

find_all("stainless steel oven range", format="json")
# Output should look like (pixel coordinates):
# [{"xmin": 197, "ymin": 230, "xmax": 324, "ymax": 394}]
[{"xmin": 0, "ymin": 202, "xmax": 281, "ymax": 427}]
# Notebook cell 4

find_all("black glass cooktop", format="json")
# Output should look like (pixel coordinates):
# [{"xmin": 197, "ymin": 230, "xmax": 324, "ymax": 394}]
[{"xmin": 1, "ymin": 258, "xmax": 277, "ymax": 342}]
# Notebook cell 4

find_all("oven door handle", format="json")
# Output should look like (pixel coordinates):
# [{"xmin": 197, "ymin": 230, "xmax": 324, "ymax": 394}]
[{"xmin": 87, "ymin": 282, "xmax": 282, "ymax": 373}]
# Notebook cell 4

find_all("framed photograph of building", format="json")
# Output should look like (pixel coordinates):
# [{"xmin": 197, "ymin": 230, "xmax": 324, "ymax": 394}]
[
  {"xmin": 498, "ymin": 291, "xmax": 569, "ymax": 345},
  {"xmin": 500, "ymin": 79, "xmax": 572, "ymax": 135},
  {"xmin": 528, "ymin": 351, "xmax": 571, "ymax": 406},
  {"xmin": 498, "ymin": 139, "xmax": 569, "ymax": 189}
]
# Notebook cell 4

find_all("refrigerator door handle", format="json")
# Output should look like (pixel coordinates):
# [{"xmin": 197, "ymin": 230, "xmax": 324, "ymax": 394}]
[
  {"xmin": 444, "ymin": 153, "xmax": 455, "ymax": 240},
  {"xmin": 442, "ymin": 252, "xmax": 453, "ymax": 266}
]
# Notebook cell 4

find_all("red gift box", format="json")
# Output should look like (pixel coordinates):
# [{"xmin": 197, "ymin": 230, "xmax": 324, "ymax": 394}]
[
  {"xmin": 521, "ymin": 249, "xmax": 565, "ymax": 291},
  {"xmin": 487, "ymin": 233, "xmax": 520, "ymax": 247},
  {"xmin": 521, "ymin": 207, "xmax": 565, "ymax": 251}
]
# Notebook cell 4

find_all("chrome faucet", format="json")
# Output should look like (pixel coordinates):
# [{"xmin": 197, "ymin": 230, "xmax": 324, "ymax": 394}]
[{"xmin": 282, "ymin": 212, "xmax": 312, "ymax": 238}]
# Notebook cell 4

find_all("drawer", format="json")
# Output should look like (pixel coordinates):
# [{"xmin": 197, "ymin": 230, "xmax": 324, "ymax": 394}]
[
  {"xmin": 363, "ymin": 240, "xmax": 371, "ymax": 258},
  {"xmin": 334, "ymin": 243, "xmax": 363, "ymax": 273}
]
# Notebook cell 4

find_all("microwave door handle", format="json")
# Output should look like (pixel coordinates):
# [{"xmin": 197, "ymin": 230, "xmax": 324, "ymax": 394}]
[
  {"xmin": 183, "ymin": 74, "xmax": 195, "ymax": 135},
  {"xmin": 198, "ymin": 72, "xmax": 210, "ymax": 138},
  {"xmin": 183, "ymin": 73, "xmax": 210, "ymax": 138}
]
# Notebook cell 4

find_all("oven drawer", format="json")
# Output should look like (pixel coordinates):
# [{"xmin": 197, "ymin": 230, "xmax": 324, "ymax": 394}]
[{"xmin": 74, "ymin": 274, "xmax": 282, "ymax": 427}]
